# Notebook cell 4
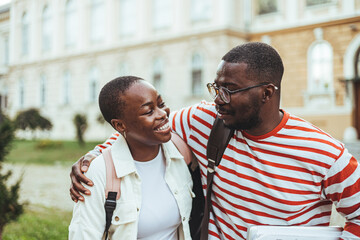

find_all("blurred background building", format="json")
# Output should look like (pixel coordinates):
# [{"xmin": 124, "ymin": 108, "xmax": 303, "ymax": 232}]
[{"xmin": 0, "ymin": 0, "xmax": 360, "ymax": 141}]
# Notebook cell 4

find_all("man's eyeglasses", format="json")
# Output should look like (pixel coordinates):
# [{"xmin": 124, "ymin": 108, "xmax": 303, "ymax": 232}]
[{"xmin": 206, "ymin": 82, "xmax": 278, "ymax": 104}]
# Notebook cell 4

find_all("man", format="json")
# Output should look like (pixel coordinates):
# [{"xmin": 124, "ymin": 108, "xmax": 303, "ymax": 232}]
[{"xmin": 70, "ymin": 42, "xmax": 360, "ymax": 239}]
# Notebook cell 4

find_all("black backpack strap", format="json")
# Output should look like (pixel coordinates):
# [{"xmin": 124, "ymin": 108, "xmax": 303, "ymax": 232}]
[
  {"xmin": 200, "ymin": 116, "xmax": 234, "ymax": 240},
  {"xmin": 104, "ymin": 191, "xmax": 117, "ymax": 239}
]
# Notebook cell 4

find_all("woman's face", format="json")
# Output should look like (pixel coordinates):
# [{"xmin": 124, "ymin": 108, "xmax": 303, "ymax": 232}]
[{"xmin": 120, "ymin": 81, "xmax": 171, "ymax": 147}]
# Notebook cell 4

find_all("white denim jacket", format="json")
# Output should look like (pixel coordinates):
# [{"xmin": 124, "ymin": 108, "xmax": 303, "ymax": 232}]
[{"xmin": 69, "ymin": 135, "xmax": 194, "ymax": 240}]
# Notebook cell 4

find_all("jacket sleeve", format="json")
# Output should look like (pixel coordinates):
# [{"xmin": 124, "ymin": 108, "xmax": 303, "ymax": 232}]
[
  {"xmin": 323, "ymin": 148, "xmax": 360, "ymax": 239},
  {"xmin": 88, "ymin": 132, "xmax": 120, "ymax": 156},
  {"xmin": 69, "ymin": 156, "xmax": 107, "ymax": 240}
]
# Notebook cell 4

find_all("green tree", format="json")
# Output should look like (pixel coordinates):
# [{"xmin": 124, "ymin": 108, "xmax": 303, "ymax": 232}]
[
  {"xmin": 0, "ymin": 111, "xmax": 24, "ymax": 239},
  {"xmin": 14, "ymin": 108, "xmax": 52, "ymax": 138},
  {"xmin": 73, "ymin": 114, "xmax": 88, "ymax": 147}
]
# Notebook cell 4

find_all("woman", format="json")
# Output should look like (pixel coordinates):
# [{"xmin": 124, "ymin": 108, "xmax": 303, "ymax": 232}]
[{"xmin": 69, "ymin": 76, "xmax": 193, "ymax": 240}]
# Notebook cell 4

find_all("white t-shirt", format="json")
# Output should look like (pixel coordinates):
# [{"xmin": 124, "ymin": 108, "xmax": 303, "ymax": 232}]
[{"xmin": 134, "ymin": 147, "xmax": 181, "ymax": 240}]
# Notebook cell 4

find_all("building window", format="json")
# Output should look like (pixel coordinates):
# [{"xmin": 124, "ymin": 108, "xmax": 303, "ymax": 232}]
[
  {"xmin": 90, "ymin": 0, "xmax": 105, "ymax": 42},
  {"xmin": 308, "ymin": 41, "xmax": 333, "ymax": 92},
  {"xmin": 257, "ymin": 0, "xmax": 278, "ymax": 15},
  {"xmin": 306, "ymin": 0, "xmax": 333, "ymax": 6},
  {"xmin": 119, "ymin": 0, "xmax": 136, "ymax": 36},
  {"xmin": 118, "ymin": 62, "xmax": 129, "ymax": 76},
  {"xmin": 19, "ymin": 78, "xmax": 25, "ymax": 108},
  {"xmin": 21, "ymin": 12, "xmax": 29, "ymax": 56},
  {"xmin": 42, "ymin": 5, "xmax": 52, "ymax": 52},
  {"xmin": 152, "ymin": 58, "xmax": 163, "ymax": 93},
  {"xmin": 65, "ymin": 0, "xmax": 78, "ymax": 48},
  {"xmin": 191, "ymin": 0, "xmax": 212, "ymax": 21},
  {"xmin": 40, "ymin": 75, "xmax": 46, "ymax": 107},
  {"xmin": 4, "ymin": 36, "xmax": 8, "ymax": 65},
  {"xmin": 191, "ymin": 53, "xmax": 203, "ymax": 96},
  {"xmin": 89, "ymin": 67, "xmax": 98, "ymax": 103},
  {"xmin": 153, "ymin": 0, "xmax": 172, "ymax": 30},
  {"xmin": 63, "ymin": 71, "xmax": 71, "ymax": 104},
  {"xmin": 0, "ymin": 86, "xmax": 8, "ymax": 110}
]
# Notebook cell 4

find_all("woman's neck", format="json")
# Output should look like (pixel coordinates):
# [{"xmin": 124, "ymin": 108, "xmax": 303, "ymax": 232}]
[{"xmin": 127, "ymin": 142, "xmax": 161, "ymax": 162}]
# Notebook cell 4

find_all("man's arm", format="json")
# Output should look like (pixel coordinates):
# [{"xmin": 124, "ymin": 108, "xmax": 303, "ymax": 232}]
[
  {"xmin": 69, "ymin": 132, "xmax": 120, "ymax": 202},
  {"xmin": 323, "ymin": 149, "xmax": 360, "ymax": 239}
]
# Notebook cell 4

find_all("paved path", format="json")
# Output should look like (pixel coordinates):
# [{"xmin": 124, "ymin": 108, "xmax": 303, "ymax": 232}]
[{"xmin": 3, "ymin": 163, "xmax": 74, "ymax": 211}]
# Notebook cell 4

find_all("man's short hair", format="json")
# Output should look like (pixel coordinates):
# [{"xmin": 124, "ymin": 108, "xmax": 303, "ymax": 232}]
[
  {"xmin": 99, "ymin": 76, "xmax": 143, "ymax": 124},
  {"xmin": 222, "ymin": 42, "xmax": 284, "ymax": 86}
]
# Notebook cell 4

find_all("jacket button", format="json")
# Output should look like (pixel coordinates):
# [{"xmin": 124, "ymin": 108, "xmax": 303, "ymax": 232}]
[
  {"xmin": 115, "ymin": 216, "xmax": 119, "ymax": 221},
  {"xmin": 174, "ymin": 190, "xmax": 178, "ymax": 194},
  {"xmin": 182, "ymin": 217, "xmax": 186, "ymax": 221}
]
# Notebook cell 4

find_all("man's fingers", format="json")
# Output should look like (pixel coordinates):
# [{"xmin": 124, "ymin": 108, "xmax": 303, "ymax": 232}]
[
  {"xmin": 71, "ymin": 158, "xmax": 94, "ymax": 186},
  {"xmin": 81, "ymin": 159, "xmax": 90, "ymax": 172},
  {"xmin": 70, "ymin": 185, "xmax": 84, "ymax": 202},
  {"xmin": 70, "ymin": 172, "xmax": 92, "ymax": 195}
]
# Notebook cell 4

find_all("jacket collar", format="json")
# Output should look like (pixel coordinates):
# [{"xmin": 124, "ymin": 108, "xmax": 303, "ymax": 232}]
[{"xmin": 110, "ymin": 135, "xmax": 184, "ymax": 178}]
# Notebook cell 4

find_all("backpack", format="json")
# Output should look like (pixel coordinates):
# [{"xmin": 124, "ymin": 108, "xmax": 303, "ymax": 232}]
[{"xmin": 103, "ymin": 116, "xmax": 234, "ymax": 240}]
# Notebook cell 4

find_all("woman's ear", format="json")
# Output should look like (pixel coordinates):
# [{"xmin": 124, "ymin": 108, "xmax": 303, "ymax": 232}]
[{"xmin": 111, "ymin": 119, "xmax": 126, "ymax": 133}]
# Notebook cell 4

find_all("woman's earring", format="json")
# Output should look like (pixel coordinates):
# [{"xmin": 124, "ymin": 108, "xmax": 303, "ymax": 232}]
[{"xmin": 123, "ymin": 131, "xmax": 126, "ymax": 139}]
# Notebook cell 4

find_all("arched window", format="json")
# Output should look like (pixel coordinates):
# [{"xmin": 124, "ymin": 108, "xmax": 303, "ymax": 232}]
[
  {"xmin": 308, "ymin": 41, "xmax": 333, "ymax": 92},
  {"xmin": 89, "ymin": 67, "xmax": 99, "ymax": 102},
  {"xmin": 21, "ymin": 12, "xmax": 29, "ymax": 56},
  {"xmin": 40, "ymin": 75, "xmax": 46, "ymax": 107},
  {"xmin": 19, "ymin": 78, "xmax": 25, "ymax": 108},
  {"xmin": 90, "ymin": 0, "xmax": 105, "ymax": 42},
  {"xmin": 191, "ymin": 53, "xmax": 203, "ymax": 96},
  {"xmin": 153, "ymin": 58, "xmax": 163, "ymax": 93},
  {"xmin": 153, "ymin": 0, "xmax": 172, "ymax": 29},
  {"xmin": 191, "ymin": 0, "xmax": 212, "ymax": 21},
  {"xmin": 119, "ymin": 0, "xmax": 136, "ymax": 36},
  {"xmin": 65, "ymin": 0, "xmax": 78, "ymax": 47},
  {"xmin": 63, "ymin": 71, "xmax": 71, "ymax": 104},
  {"xmin": 42, "ymin": 5, "xmax": 52, "ymax": 52}
]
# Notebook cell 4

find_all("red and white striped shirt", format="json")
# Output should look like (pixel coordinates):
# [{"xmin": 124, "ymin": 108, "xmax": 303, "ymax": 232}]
[{"xmin": 91, "ymin": 101, "xmax": 360, "ymax": 239}]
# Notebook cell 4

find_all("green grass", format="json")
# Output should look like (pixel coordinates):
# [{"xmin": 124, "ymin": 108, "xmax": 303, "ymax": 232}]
[
  {"xmin": 5, "ymin": 140, "xmax": 101, "ymax": 166},
  {"xmin": 3, "ymin": 206, "xmax": 72, "ymax": 240}
]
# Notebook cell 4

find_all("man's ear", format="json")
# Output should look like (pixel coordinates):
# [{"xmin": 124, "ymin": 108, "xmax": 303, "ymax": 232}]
[
  {"xmin": 111, "ymin": 119, "xmax": 126, "ymax": 133},
  {"xmin": 262, "ymin": 85, "xmax": 277, "ymax": 102}
]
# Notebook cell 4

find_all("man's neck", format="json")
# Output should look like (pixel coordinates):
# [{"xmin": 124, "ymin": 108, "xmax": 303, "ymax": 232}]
[{"xmin": 244, "ymin": 109, "xmax": 284, "ymax": 137}]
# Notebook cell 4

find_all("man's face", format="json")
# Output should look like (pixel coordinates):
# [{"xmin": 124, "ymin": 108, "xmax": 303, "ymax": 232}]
[
  {"xmin": 213, "ymin": 60, "xmax": 263, "ymax": 131},
  {"xmin": 120, "ymin": 81, "xmax": 172, "ymax": 147}
]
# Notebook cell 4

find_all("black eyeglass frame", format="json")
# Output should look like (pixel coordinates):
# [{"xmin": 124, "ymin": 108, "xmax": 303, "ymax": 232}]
[{"xmin": 206, "ymin": 82, "xmax": 278, "ymax": 103}]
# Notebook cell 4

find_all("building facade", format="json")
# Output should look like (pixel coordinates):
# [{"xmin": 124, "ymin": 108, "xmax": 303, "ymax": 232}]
[{"xmin": 2, "ymin": 0, "xmax": 360, "ymax": 141}]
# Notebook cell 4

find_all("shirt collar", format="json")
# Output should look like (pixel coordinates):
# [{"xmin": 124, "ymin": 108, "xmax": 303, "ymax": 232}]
[{"xmin": 110, "ymin": 135, "xmax": 184, "ymax": 178}]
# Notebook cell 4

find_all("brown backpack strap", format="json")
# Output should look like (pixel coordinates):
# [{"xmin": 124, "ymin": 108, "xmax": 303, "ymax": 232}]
[
  {"xmin": 171, "ymin": 132, "xmax": 198, "ymax": 170},
  {"xmin": 200, "ymin": 116, "xmax": 234, "ymax": 240}
]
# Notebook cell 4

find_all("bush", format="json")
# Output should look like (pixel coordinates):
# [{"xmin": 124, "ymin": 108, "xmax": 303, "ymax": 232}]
[
  {"xmin": 35, "ymin": 140, "xmax": 63, "ymax": 150},
  {"xmin": 0, "ymin": 111, "xmax": 24, "ymax": 238},
  {"xmin": 73, "ymin": 114, "xmax": 88, "ymax": 147},
  {"xmin": 14, "ymin": 109, "xmax": 52, "ymax": 138}
]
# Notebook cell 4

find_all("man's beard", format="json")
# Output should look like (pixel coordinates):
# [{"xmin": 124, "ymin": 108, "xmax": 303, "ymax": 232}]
[{"xmin": 223, "ymin": 104, "xmax": 262, "ymax": 131}]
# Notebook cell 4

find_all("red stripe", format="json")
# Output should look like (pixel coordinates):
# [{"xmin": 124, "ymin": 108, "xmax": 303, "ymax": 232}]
[
  {"xmin": 248, "ymin": 146, "xmax": 325, "ymax": 177},
  {"xmin": 213, "ymin": 181, "xmax": 301, "ymax": 214},
  {"xmin": 323, "ymin": 156, "xmax": 356, "ymax": 188},
  {"xmin": 275, "ymin": 133, "xmax": 342, "ymax": 151},
  {"xmin": 214, "ymin": 188, "xmax": 286, "ymax": 220},
  {"xmin": 196, "ymin": 105, "xmax": 217, "ymax": 118},
  {"xmin": 259, "ymin": 140, "xmax": 338, "ymax": 159},
  {"xmin": 186, "ymin": 106, "xmax": 192, "ymax": 132},
  {"xmin": 192, "ymin": 124, "xmax": 210, "ymax": 140},
  {"xmin": 171, "ymin": 111, "xmax": 178, "ymax": 132},
  {"xmin": 224, "ymin": 148, "xmax": 322, "ymax": 186},
  {"xmin": 344, "ymin": 219, "xmax": 360, "ymax": 237},
  {"xmin": 327, "ymin": 175, "xmax": 360, "ymax": 201},
  {"xmin": 337, "ymin": 201, "xmax": 360, "ymax": 215},
  {"xmin": 179, "ymin": 109, "xmax": 187, "ymax": 142},
  {"xmin": 215, "ymin": 172, "xmax": 318, "ymax": 205},
  {"xmin": 219, "ymin": 163, "xmax": 319, "ymax": 194},
  {"xmin": 193, "ymin": 115, "xmax": 212, "ymax": 130}
]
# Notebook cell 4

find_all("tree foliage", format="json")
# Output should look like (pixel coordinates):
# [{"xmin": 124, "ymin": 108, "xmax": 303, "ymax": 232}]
[
  {"xmin": 73, "ymin": 114, "xmax": 88, "ymax": 146},
  {"xmin": 14, "ymin": 108, "xmax": 52, "ymax": 133},
  {"xmin": 0, "ymin": 111, "xmax": 24, "ymax": 239}
]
